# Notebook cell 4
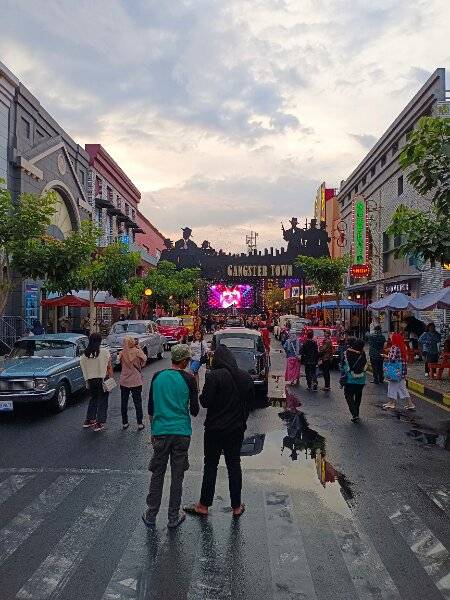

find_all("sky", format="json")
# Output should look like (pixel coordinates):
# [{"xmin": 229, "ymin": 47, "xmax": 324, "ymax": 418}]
[{"xmin": 1, "ymin": 0, "xmax": 449, "ymax": 252}]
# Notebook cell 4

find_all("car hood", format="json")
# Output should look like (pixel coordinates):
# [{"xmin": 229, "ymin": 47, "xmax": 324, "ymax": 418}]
[{"xmin": 0, "ymin": 357, "xmax": 72, "ymax": 377}]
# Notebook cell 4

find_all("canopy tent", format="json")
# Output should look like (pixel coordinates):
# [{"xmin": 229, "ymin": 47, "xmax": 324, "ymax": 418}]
[
  {"xmin": 410, "ymin": 288, "xmax": 450, "ymax": 310},
  {"xmin": 367, "ymin": 292, "xmax": 414, "ymax": 311},
  {"xmin": 42, "ymin": 291, "xmax": 132, "ymax": 309},
  {"xmin": 307, "ymin": 299, "xmax": 365, "ymax": 310},
  {"xmin": 41, "ymin": 294, "xmax": 89, "ymax": 308}
]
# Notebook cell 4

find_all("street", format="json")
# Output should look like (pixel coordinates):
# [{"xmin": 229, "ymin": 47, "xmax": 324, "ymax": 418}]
[{"xmin": 0, "ymin": 340, "xmax": 449, "ymax": 600}]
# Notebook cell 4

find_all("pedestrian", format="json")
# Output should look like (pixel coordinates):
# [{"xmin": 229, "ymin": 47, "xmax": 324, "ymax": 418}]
[
  {"xmin": 142, "ymin": 344, "xmax": 199, "ymax": 530},
  {"xmin": 301, "ymin": 329, "xmax": 319, "ymax": 391},
  {"xmin": 342, "ymin": 338, "xmax": 367, "ymax": 423},
  {"xmin": 189, "ymin": 330, "xmax": 208, "ymax": 385},
  {"xmin": 319, "ymin": 329, "xmax": 333, "ymax": 391},
  {"xmin": 366, "ymin": 325, "xmax": 386, "ymax": 384},
  {"xmin": 259, "ymin": 321, "xmax": 271, "ymax": 353},
  {"xmin": 184, "ymin": 345, "xmax": 254, "ymax": 518},
  {"xmin": 383, "ymin": 333, "xmax": 415, "ymax": 411},
  {"xmin": 283, "ymin": 331, "xmax": 301, "ymax": 386},
  {"xmin": 418, "ymin": 323, "xmax": 442, "ymax": 377},
  {"xmin": 80, "ymin": 332, "xmax": 113, "ymax": 432},
  {"xmin": 31, "ymin": 319, "xmax": 45, "ymax": 335},
  {"xmin": 369, "ymin": 315, "xmax": 381, "ymax": 334},
  {"xmin": 119, "ymin": 336, "xmax": 147, "ymax": 431}
]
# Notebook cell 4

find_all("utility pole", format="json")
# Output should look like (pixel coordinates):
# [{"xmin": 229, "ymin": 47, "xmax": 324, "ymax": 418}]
[{"xmin": 246, "ymin": 231, "xmax": 258, "ymax": 254}]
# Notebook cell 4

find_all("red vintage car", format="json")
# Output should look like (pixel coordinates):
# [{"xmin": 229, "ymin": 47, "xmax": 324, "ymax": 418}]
[
  {"xmin": 156, "ymin": 317, "xmax": 190, "ymax": 348},
  {"xmin": 299, "ymin": 327, "xmax": 339, "ymax": 361}
]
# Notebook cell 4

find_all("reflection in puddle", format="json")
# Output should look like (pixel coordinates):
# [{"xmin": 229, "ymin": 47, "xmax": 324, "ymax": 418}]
[{"xmin": 407, "ymin": 428, "xmax": 450, "ymax": 450}]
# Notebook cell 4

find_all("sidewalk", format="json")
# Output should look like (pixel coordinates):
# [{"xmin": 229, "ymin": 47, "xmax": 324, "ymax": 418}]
[{"xmin": 405, "ymin": 361, "xmax": 450, "ymax": 410}]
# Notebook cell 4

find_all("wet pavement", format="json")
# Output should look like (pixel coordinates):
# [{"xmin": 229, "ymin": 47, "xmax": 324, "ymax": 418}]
[{"xmin": 0, "ymin": 340, "xmax": 449, "ymax": 599}]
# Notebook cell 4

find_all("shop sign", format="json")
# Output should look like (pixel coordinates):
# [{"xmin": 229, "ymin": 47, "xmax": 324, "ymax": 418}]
[
  {"xmin": 384, "ymin": 281, "xmax": 411, "ymax": 294},
  {"xmin": 284, "ymin": 288, "xmax": 291, "ymax": 300},
  {"xmin": 291, "ymin": 286, "xmax": 300, "ymax": 298},
  {"xmin": 24, "ymin": 284, "xmax": 39, "ymax": 327},
  {"xmin": 315, "ymin": 182, "xmax": 326, "ymax": 223},
  {"xmin": 352, "ymin": 195, "xmax": 367, "ymax": 265},
  {"xmin": 227, "ymin": 264, "xmax": 293, "ymax": 277},
  {"xmin": 350, "ymin": 264, "xmax": 370, "ymax": 278}
]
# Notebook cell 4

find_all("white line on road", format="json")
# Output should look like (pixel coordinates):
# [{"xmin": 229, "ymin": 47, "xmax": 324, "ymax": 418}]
[
  {"xmin": 16, "ymin": 479, "xmax": 131, "ymax": 600},
  {"xmin": 0, "ymin": 474, "xmax": 35, "ymax": 505},
  {"xmin": 419, "ymin": 485, "xmax": 450, "ymax": 517},
  {"xmin": 0, "ymin": 475, "xmax": 84, "ymax": 566}
]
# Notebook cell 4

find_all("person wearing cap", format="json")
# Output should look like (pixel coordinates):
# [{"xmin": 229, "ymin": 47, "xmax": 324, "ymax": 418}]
[{"xmin": 142, "ymin": 344, "xmax": 199, "ymax": 530}]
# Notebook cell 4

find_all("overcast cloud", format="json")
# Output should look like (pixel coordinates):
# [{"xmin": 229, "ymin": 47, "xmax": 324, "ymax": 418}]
[{"xmin": 0, "ymin": 0, "xmax": 448, "ymax": 251}]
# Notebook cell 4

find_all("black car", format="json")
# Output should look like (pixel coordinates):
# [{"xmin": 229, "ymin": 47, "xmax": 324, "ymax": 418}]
[{"xmin": 210, "ymin": 328, "xmax": 269, "ymax": 397}]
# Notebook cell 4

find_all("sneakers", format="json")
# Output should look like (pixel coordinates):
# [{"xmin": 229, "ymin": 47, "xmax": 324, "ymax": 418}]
[
  {"xmin": 93, "ymin": 422, "xmax": 105, "ymax": 432},
  {"xmin": 322, "ymin": 387, "xmax": 331, "ymax": 392},
  {"xmin": 83, "ymin": 420, "xmax": 96, "ymax": 428},
  {"xmin": 142, "ymin": 512, "xmax": 156, "ymax": 529},
  {"xmin": 313, "ymin": 384, "xmax": 318, "ymax": 392}
]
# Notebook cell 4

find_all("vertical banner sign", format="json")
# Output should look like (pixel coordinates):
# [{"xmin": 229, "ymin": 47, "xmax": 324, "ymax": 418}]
[
  {"xmin": 353, "ymin": 196, "xmax": 366, "ymax": 264},
  {"xmin": 315, "ymin": 182, "xmax": 326, "ymax": 223}
]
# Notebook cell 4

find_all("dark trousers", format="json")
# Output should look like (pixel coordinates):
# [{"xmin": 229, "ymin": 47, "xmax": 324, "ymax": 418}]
[
  {"xmin": 304, "ymin": 364, "xmax": 318, "ymax": 389},
  {"xmin": 146, "ymin": 435, "xmax": 190, "ymax": 523},
  {"xmin": 86, "ymin": 378, "xmax": 109, "ymax": 423},
  {"xmin": 321, "ymin": 360, "xmax": 331, "ymax": 388},
  {"xmin": 370, "ymin": 357, "xmax": 384, "ymax": 384},
  {"xmin": 200, "ymin": 428, "xmax": 244, "ymax": 509},
  {"xmin": 344, "ymin": 384, "xmax": 364, "ymax": 417},
  {"xmin": 424, "ymin": 353, "xmax": 439, "ymax": 374},
  {"xmin": 120, "ymin": 385, "xmax": 143, "ymax": 424}
]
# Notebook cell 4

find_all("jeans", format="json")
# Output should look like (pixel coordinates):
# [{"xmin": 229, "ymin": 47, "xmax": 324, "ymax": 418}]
[
  {"xmin": 344, "ymin": 384, "xmax": 364, "ymax": 418},
  {"xmin": 86, "ymin": 378, "xmax": 109, "ymax": 423},
  {"xmin": 200, "ymin": 428, "xmax": 244, "ymax": 509},
  {"xmin": 304, "ymin": 364, "xmax": 318, "ymax": 389},
  {"xmin": 370, "ymin": 357, "xmax": 384, "ymax": 384},
  {"xmin": 146, "ymin": 435, "xmax": 190, "ymax": 524},
  {"xmin": 120, "ymin": 385, "xmax": 143, "ymax": 424},
  {"xmin": 321, "ymin": 360, "xmax": 331, "ymax": 388},
  {"xmin": 424, "ymin": 352, "xmax": 439, "ymax": 374}
]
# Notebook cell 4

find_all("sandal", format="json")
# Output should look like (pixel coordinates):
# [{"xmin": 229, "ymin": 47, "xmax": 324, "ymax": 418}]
[
  {"xmin": 382, "ymin": 402, "xmax": 396, "ymax": 410},
  {"xmin": 405, "ymin": 404, "xmax": 416, "ymax": 411},
  {"xmin": 232, "ymin": 504, "xmax": 246, "ymax": 518},
  {"xmin": 183, "ymin": 503, "xmax": 208, "ymax": 516}
]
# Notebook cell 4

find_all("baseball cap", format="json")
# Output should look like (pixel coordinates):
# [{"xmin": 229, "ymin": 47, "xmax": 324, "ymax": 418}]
[{"xmin": 171, "ymin": 344, "xmax": 191, "ymax": 363}]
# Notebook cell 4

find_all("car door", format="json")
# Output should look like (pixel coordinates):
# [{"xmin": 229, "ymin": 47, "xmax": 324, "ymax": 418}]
[
  {"xmin": 146, "ymin": 323, "xmax": 160, "ymax": 357},
  {"xmin": 74, "ymin": 339, "xmax": 88, "ymax": 390}
]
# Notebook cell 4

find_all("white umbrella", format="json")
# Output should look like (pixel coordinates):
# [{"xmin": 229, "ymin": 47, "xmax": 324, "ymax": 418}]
[
  {"xmin": 411, "ymin": 288, "xmax": 450, "ymax": 310},
  {"xmin": 367, "ymin": 292, "xmax": 414, "ymax": 310}
]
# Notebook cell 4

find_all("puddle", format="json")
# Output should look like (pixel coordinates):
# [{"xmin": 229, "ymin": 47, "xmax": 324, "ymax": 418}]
[
  {"xmin": 241, "ymin": 409, "xmax": 355, "ymax": 516},
  {"xmin": 407, "ymin": 428, "xmax": 450, "ymax": 450}
]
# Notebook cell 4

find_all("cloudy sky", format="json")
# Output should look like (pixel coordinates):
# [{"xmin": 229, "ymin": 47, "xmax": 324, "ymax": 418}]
[{"xmin": 1, "ymin": 0, "xmax": 449, "ymax": 251}]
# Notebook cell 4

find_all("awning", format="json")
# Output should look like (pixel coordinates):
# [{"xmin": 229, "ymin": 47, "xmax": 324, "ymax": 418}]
[
  {"xmin": 410, "ymin": 288, "xmax": 450, "ymax": 310},
  {"xmin": 307, "ymin": 300, "xmax": 365, "ymax": 310},
  {"xmin": 367, "ymin": 292, "xmax": 414, "ymax": 310},
  {"xmin": 42, "ymin": 291, "xmax": 132, "ymax": 309},
  {"xmin": 41, "ymin": 294, "xmax": 89, "ymax": 308}
]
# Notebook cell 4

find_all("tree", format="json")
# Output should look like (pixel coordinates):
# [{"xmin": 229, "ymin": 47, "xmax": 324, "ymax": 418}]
[
  {"xmin": 387, "ymin": 115, "xmax": 450, "ymax": 266},
  {"xmin": 295, "ymin": 255, "xmax": 350, "ymax": 309},
  {"xmin": 263, "ymin": 287, "xmax": 294, "ymax": 313},
  {"xmin": 0, "ymin": 182, "xmax": 57, "ymax": 315}
]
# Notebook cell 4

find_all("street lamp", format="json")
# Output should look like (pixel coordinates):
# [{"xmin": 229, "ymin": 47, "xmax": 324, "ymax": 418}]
[
  {"xmin": 144, "ymin": 288, "xmax": 153, "ymax": 297},
  {"xmin": 144, "ymin": 288, "xmax": 153, "ymax": 318}
]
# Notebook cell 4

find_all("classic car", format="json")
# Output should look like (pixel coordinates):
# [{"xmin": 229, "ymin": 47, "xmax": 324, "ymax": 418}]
[
  {"xmin": 274, "ymin": 314, "xmax": 300, "ymax": 340},
  {"xmin": 0, "ymin": 333, "xmax": 90, "ymax": 413},
  {"xmin": 279, "ymin": 317, "xmax": 310, "ymax": 344},
  {"xmin": 210, "ymin": 327, "xmax": 269, "ymax": 398},
  {"xmin": 299, "ymin": 327, "xmax": 339, "ymax": 363},
  {"xmin": 105, "ymin": 320, "xmax": 166, "ymax": 364},
  {"xmin": 156, "ymin": 317, "xmax": 190, "ymax": 348}
]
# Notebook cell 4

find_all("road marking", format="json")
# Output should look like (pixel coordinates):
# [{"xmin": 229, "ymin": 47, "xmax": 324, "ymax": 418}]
[
  {"xmin": 380, "ymin": 493, "xmax": 450, "ymax": 599},
  {"xmin": 16, "ymin": 479, "xmax": 131, "ymax": 600},
  {"xmin": 0, "ymin": 474, "xmax": 35, "ymax": 505},
  {"xmin": 327, "ymin": 512, "xmax": 401, "ymax": 600},
  {"xmin": 0, "ymin": 467, "xmax": 150, "ymax": 476},
  {"xmin": 419, "ymin": 485, "xmax": 450, "ymax": 517},
  {"xmin": 0, "ymin": 475, "xmax": 83, "ymax": 566},
  {"xmin": 101, "ymin": 522, "xmax": 165, "ymax": 600},
  {"xmin": 264, "ymin": 490, "xmax": 317, "ymax": 599},
  {"xmin": 408, "ymin": 389, "xmax": 450, "ymax": 413}
]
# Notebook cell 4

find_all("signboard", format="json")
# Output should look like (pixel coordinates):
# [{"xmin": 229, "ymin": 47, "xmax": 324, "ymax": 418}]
[
  {"xmin": 24, "ymin": 284, "xmax": 39, "ymax": 327},
  {"xmin": 352, "ymin": 196, "xmax": 367, "ymax": 265},
  {"xmin": 119, "ymin": 233, "xmax": 130, "ymax": 245},
  {"xmin": 384, "ymin": 281, "xmax": 411, "ymax": 294},
  {"xmin": 291, "ymin": 286, "xmax": 300, "ymax": 298},
  {"xmin": 315, "ymin": 182, "xmax": 326, "ymax": 223},
  {"xmin": 227, "ymin": 264, "xmax": 293, "ymax": 278},
  {"xmin": 350, "ymin": 264, "xmax": 370, "ymax": 279}
]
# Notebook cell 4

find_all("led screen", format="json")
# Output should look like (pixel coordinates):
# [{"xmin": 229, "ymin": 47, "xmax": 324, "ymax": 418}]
[{"xmin": 207, "ymin": 284, "xmax": 254, "ymax": 309}]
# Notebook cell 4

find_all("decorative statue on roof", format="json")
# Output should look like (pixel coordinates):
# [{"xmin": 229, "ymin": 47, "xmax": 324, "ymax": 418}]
[
  {"xmin": 282, "ymin": 217, "xmax": 306, "ymax": 256},
  {"xmin": 174, "ymin": 227, "xmax": 198, "ymax": 251}
]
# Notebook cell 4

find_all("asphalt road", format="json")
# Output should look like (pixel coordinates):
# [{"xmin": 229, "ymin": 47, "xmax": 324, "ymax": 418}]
[{"xmin": 0, "ymin": 341, "xmax": 449, "ymax": 600}]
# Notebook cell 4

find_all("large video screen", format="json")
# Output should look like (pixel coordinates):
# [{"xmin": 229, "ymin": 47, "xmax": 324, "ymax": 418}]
[{"xmin": 207, "ymin": 284, "xmax": 254, "ymax": 309}]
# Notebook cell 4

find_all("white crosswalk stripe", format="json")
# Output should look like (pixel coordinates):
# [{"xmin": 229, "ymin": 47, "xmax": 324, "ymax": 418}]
[
  {"xmin": 419, "ymin": 485, "xmax": 450, "ymax": 517},
  {"xmin": 0, "ymin": 474, "xmax": 35, "ymax": 505},
  {"xmin": 16, "ymin": 479, "xmax": 131, "ymax": 600}
]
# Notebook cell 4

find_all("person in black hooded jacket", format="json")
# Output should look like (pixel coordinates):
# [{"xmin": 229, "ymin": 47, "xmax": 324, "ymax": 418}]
[{"xmin": 185, "ymin": 345, "xmax": 254, "ymax": 518}]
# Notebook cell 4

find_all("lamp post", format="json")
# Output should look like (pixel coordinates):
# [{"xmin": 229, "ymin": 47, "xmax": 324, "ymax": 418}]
[{"xmin": 144, "ymin": 288, "xmax": 153, "ymax": 319}]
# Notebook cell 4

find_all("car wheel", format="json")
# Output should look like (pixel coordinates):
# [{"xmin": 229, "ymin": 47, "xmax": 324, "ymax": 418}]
[
  {"xmin": 51, "ymin": 382, "xmax": 68, "ymax": 413},
  {"xmin": 157, "ymin": 348, "xmax": 163, "ymax": 360},
  {"xmin": 143, "ymin": 348, "xmax": 149, "ymax": 363}
]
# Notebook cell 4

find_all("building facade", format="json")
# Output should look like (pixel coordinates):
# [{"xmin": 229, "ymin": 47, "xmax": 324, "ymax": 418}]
[
  {"xmin": 337, "ymin": 68, "xmax": 449, "ymax": 330},
  {"xmin": 0, "ymin": 61, "xmax": 92, "ymax": 324}
]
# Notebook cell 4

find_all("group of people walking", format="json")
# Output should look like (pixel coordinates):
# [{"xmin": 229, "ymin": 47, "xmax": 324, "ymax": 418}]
[{"xmin": 283, "ymin": 329, "xmax": 333, "ymax": 391}]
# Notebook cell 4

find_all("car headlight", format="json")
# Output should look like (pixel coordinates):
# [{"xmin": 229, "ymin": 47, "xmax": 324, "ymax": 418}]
[{"xmin": 34, "ymin": 378, "xmax": 49, "ymax": 391}]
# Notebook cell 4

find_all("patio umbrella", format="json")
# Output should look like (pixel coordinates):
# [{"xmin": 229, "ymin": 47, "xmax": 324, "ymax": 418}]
[
  {"xmin": 367, "ymin": 292, "xmax": 414, "ymax": 311},
  {"xmin": 410, "ymin": 288, "xmax": 450, "ymax": 310},
  {"xmin": 41, "ymin": 294, "xmax": 89, "ymax": 308},
  {"xmin": 307, "ymin": 300, "xmax": 364, "ymax": 310}
]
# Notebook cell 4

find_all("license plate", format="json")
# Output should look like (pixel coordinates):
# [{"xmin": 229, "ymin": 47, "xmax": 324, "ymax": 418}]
[{"xmin": 0, "ymin": 400, "xmax": 13, "ymax": 412}]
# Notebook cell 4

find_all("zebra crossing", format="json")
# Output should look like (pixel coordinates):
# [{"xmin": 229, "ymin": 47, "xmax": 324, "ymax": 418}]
[{"xmin": 0, "ymin": 469, "xmax": 449, "ymax": 600}]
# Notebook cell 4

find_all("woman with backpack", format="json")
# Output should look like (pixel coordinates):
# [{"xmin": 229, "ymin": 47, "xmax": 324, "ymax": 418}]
[
  {"xmin": 80, "ymin": 332, "xmax": 113, "ymax": 432},
  {"xmin": 283, "ymin": 331, "xmax": 301, "ymax": 386},
  {"xmin": 382, "ymin": 333, "xmax": 415, "ymax": 411},
  {"xmin": 119, "ymin": 336, "xmax": 147, "ymax": 430},
  {"xmin": 342, "ymin": 338, "xmax": 367, "ymax": 423}
]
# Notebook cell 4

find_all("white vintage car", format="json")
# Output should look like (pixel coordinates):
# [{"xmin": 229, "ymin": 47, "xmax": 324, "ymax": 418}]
[{"xmin": 105, "ymin": 320, "xmax": 166, "ymax": 365}]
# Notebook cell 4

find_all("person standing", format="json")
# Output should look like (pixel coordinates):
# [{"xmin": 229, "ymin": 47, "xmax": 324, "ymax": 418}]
[
  {"xmin": 184, "ymin": 345, "xmax": 254, "ymax": 518},
  {"xmin": 259, "ymin": 321, "xmax": 271, "ymax": 354},
  {"xmin": 283, "ymin": 331, "xmax": 301, "ymax": 386},
  {"xmin": 319, "ymin": 330, "xmax": 333, "ymax": 391},
  {"xmin": 119, "ymin": 337, "xmax": 147, "ymax": 431},
  {"xmin": 383, "ymin": 333, "xmax": 415, "ymax": 411},
  {"xmin": 366, "ymin": 325, "xmax": 386, "ymax": 384},
  {"xmin": 143, "ymin": 345, "xmax": 199, "ymax": 530},
  {"xmin": 31, "ymin": 319, "xmax": 45, "ymax": 335},
  {"xmin": 342, "ymin": 338, "xmax": 367, "ymax": 423},
  {"xmin": 301, "ymin": 330, "xmax": 319, "ymax": 391},
  {"xmin": 419, "ymin": 323, "xmax": 442, "ymax": 377},
  {"xmin": 189, "ymin": 330, "xmax": 209, "ymax": 385},
  {"xmin": 80, "ymin": 332, "xmax": 113, "ymax": 432}
]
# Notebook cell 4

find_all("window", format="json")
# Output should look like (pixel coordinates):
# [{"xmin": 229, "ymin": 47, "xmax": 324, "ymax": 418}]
[
  {"xmin": 382, "ymin": 232, "xmax": 390, "ymax": 252},
  {"xmin": 117, "ymin": 195, "xmax": 122, "ymax": 209},
  {"xmin": 0, "ymin": 101, "xmax": 9, "ymax": 184},
  {"xmin": 79, "ymin": 170, "xmax": 85, "ymax": 185},
  {"xmin": 95, "ymin": 176, "xmax": 102, "ymax": 196},
  {"xmin": 380, "ymin": 154, "xmax": 386, "ymax": 167},
  {"xmin": 346, "ymin": 193, "xmax": 351, "ymax": 204},
  {"xmin": 382, "ymin": 253, "xmax": 389, "ymax": 273},
  {"xmin": 370, "ymin": 166, "xmax": 376, "ymax": 178},
  {"xmin": 125, "ymin": 203, "xmax": 130, "ymax": 216},
  {"xmin": 397, "ymin": 175, "xmax": 403, "ymax": 196},
  {"xmin": 21, "ymin": 117, "xmax": 31, "ymax": 139},
  {"xmin": 391, "ymin": 141, "xmax": 398, "ymax": 155},
  {"xmin": 354, "ymin": 184, "xmax": 358, "ymax": 194},
  {"xmin": 362, "ymin": 175, "xmax": 366, "ymax": 186},
  {"xmin": 107, "ymin": 186, "xmax": 113, "ymax": 202},
  {"xmin": 394, "ymin": 234, "xmax": 402, "ymax": 249}
]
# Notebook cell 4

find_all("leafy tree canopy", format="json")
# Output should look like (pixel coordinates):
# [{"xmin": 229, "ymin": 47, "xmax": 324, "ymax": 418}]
[{"xmin": 295, "ymin": 255, "xmax": 350, "ymax": 303}]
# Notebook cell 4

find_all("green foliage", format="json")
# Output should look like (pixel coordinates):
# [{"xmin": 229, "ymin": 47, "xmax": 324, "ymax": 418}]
[
  {"xmin": 295, "ymin": 255, "xmax": 351, "ymax": 301},
  {"xmin": 264, "ymin": 286, "xmax": 295, "ymax": 313}
]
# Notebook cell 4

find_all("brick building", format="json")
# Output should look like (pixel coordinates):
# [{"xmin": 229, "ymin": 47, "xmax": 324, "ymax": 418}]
[
  {"xmin": 313, "ymin": 182, "xmax": 342, "ymax": 259},
  {"xmin": 337, "ymin": 68, "xmax": 449, "ymax": 332}
]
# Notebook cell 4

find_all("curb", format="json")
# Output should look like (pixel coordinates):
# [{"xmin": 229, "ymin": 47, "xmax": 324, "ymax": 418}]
[{"xmin": 406, "ymin": 377, "xmax": 450, "ymax": 409}]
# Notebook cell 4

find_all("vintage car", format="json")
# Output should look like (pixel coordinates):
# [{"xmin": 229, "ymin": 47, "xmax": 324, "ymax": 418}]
[
  {"xmin": 156, "ymin": 317, "xmax": 190, "ymax": 347},
  {"xmin": 274, "ymin": 314, "xmax": 300, "ymax": 340},
  {"xmin": 210, "ymin": 327, "xmax": 269, "ymax": 398},
  {"xmin": 105, "ymin": 320, "xmax": 166, "ymax": 364},
  {"xmin": 0, "ymin": 333, "xmax": 90, "ymax": 413},
  {"xmin": 299, "ymin": 327, "xmax": 339, "ymax": 362},
  {"xmin": 278, "ymin": 317, "xmax": 311, "ymax": 344}
]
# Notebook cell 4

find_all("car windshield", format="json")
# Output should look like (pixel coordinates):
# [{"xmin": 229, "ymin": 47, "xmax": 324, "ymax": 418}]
[
  {"xmin": 158, "ymin": 319, "xmax": 180, "ymax": 327},
  {"xmin": 216, "ymin": 337, "xmax": 255, "ymax": 349},
  {"xmin": 10, "ymin": 340, "xmax": 76, "ymax": 358},
  {"xmin": 228, "ymin": 349, "xmax": 257, "ymax": 372},
  {"xmin": 113, "ymin": 323, "xmax": 147, "ymax": 334}
]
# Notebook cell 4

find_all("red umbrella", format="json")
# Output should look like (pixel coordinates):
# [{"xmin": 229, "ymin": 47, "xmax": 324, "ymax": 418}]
[{"xmin": 41, "ymin": 294, "xmax": 89, "ymax": 308}]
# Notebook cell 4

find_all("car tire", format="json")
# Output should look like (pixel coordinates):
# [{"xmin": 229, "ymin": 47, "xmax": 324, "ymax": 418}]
[
  {"xmin": 157, "ymin": 349, "xmax": 163, "ymax": 360},
  {"xmin": 143, "ymin": 347, "xmax": 150, "ymax": 364},
  {"xmin": 50, "ymin": 382, "xmax": 68, "ymax": 413}
]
